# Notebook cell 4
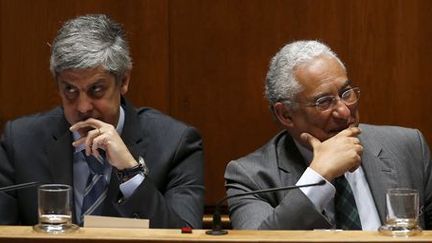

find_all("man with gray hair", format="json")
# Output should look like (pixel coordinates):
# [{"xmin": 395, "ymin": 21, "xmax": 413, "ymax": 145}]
[
  {"xmin": 0, "ymin": 14, "xmax": 204, "ymax": 228},
  {"xmin": 225, "ymin": 40, "xmax": 432, "ymax": 230}
]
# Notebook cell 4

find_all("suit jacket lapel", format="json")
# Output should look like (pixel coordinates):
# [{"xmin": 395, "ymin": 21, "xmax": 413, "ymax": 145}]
[
  {"xmin": 360, "ymin": 132, "xmax": 399, "ymax": 224},
  {"xmin": 46, "ymin": 112, "xmax": 74, "ymax": 185},
  {"xmin": 277, "ymin": 133, "xmax": 308, "ymax": 185},
  {"xmin": 119, "ymin": 98, "xmax": 148, "ymax": 159}
]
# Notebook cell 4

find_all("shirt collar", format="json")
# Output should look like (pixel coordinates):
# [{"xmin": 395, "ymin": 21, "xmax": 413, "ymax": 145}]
[{"xmin": 72, "ymin": 106, "xmax": 125, "ymax": 153}]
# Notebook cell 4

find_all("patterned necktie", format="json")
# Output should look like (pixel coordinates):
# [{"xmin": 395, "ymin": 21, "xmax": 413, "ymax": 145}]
[
  {"xmin": 81, "ymin": 152, "xmax": 108, "ymax": 221},
  {"xmin": 334, "ymin": 176, "xmax": 362, "ymax": 230}
]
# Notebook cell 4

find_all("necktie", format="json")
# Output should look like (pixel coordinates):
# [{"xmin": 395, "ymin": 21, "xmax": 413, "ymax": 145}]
[
  {"xmin": 334, "ymin": 176, "xmax": 362, "ymax": 230},
  {"xmin": 81, "ymin": 153, "xmax": 108, "ymax": 221}
]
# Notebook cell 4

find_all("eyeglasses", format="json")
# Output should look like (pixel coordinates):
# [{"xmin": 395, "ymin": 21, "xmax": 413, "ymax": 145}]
[{"xmin": 283, "ymin": 87, "xmax": 361, "ymax": 111}]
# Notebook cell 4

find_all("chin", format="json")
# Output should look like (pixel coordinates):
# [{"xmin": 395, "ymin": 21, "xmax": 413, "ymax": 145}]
[
  {"xmin": 321, "ymin": 134, "xmax": 336, "ymax": 141},
  {"xmin": 349, "ymin": 120, "xmax": 360, "ymax": 128}
]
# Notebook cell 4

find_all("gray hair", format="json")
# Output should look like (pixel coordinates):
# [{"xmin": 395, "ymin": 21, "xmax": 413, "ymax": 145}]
[
  {"xmin": 50, "ymin": 14, "xmax": 132, "ymax": 81},
  {"xmin": 265, "ymin": 40, "xmax": 345, "ymax": 108}
]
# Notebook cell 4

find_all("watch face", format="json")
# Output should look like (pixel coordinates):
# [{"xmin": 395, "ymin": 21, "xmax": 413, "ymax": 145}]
[{"xmin": 138, "ymin": 156, "xmax": 149, "ymax": 176}]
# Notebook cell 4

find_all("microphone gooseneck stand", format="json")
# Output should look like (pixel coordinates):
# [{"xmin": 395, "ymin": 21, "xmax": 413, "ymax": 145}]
[{"xmin": 206, "ymin": 180, "xmax": 325, "ymax": 235}]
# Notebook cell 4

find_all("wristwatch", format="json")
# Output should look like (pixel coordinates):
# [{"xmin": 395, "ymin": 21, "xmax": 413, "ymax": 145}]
[{"xmin": 116, "ymin": 156, "xmax": 149, "ymax": 183}]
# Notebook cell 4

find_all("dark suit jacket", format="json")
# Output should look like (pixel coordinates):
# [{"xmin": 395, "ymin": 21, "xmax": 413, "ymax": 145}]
[
  {"xmin": 225, "ymin": 124, "xmax": 432, "ymax": 230},
  {"xmin": 0, "ymin": 99, "xmax": 205, "ymax": 228}
]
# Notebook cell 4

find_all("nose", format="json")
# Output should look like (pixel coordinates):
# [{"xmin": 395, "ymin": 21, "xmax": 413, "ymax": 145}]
[
  {"xmin": 76, "ymin": 93, "xmax": 93, "ymax": 114},
  {"xmin": 331, "ymin": 98, "xmax": 351, "ymax": 119}
]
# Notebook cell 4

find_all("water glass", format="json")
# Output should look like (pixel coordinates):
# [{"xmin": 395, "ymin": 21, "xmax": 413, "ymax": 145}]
[
  {"xmin": 379, "ymin": 188, "xmax": 422, "ymax": 236},
  {"xmin": 33, "ymin": 184, "xmax": 78, "ymax": 233}
]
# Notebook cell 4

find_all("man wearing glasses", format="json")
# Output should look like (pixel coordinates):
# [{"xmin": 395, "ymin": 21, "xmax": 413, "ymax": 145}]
[{"xmin": 225, "ymin": 40, "xmax": 432, "ymax": 230}]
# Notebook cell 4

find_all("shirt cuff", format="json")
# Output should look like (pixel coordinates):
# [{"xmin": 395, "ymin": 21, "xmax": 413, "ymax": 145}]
[
  {"xmin": 296, "ymin": 167, "xmax": 334, "ymax": 213},
  {"xmin": 119, "ymin": 173, "xmax": 145, "ymax": 199}
]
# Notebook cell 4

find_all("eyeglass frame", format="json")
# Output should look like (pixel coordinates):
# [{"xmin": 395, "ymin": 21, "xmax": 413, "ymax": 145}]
[{"xmin": 279, "ymin": 86, "xmax": 361, "ymax": 111}]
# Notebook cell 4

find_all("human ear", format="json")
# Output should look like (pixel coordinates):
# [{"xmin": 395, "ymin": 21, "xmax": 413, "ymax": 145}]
[
  {"xmin": 120, "ymin": 70, "xmax": 131, "ymax": 95},
  {"xmin": 273, "ymin": 102, "xmax": 294, "ymax": 127}
]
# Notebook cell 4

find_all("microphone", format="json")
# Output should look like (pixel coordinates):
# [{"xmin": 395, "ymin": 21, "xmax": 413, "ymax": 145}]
[
  {"xmin": 0, "ymin": 181, "xmax": 39, "ymax": 192},
  {"xmin": 206, "ymin": 180, "xmax": 326, "ymax": 235}
]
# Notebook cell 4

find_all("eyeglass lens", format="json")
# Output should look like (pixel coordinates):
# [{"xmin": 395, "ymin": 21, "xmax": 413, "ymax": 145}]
[{"xmin": 317, "ymin": 88, "xmax": 360, "ymax": 110}]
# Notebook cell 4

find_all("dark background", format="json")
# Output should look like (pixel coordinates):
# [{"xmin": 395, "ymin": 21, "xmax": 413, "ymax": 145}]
[{"xmin": 1, "ymin": 0, "xmax": 431, "ymax": 207}]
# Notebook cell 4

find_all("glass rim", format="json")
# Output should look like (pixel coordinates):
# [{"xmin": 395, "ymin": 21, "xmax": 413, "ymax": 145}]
[
  {"xmin": 387, "ymin": 187, "xmax": 418, "ymax": 194},
  {"xmin": 38, "ymin": 184, "xmax": 71, "ymax": 191}
]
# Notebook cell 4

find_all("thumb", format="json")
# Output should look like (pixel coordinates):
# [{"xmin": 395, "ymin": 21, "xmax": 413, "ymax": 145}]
[{"xmin": 300, "ymin": 132, "xmax": 321, "ymax": 150}]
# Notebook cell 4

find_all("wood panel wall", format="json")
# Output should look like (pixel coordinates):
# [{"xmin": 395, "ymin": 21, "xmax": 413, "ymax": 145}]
[{"xmin": 1, "ymin": 0, "xmax": 432, "ymax": 206}]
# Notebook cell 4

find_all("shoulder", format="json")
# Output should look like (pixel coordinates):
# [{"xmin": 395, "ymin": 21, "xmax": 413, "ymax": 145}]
[
  {"xmin": 135, "ymin": 107, "xmax": 199, "ymax": 137},
  {"xmin": 229, "ymin": 132, "xmax": 283, "ymax": 162},
  {"xmin": 225, "ymin": 131, "xmax": 287, "ymax": 179},
  {"xmin": 137, "ymin": 107, "xmax": 188, "ymax": 129},
  {"xmin": 359, "ymin": 123, "xmax": 428, "ymax": 159},
  {"xmin": 3, "ymin": 107, "xmax": 65, "ymax": 136},
  {"xmin": 126, "ymin": 106, "xmax": 202, "ymax": 151},
  {"xmin": 1, "ymin": 107, "xmax": 66, "ymax": 154},
  {"xmin": 360, "ymin": 123, "xmax": 419, "ymax": 137},
  {"xmin": 359, "ymin": 123, "xmax": 424, "ymax": 146}
]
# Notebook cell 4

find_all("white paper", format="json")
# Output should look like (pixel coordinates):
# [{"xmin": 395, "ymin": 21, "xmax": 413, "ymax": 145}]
[{"xmin": 83, "ymin": 215, "xmax": 149, "ymax": 228}]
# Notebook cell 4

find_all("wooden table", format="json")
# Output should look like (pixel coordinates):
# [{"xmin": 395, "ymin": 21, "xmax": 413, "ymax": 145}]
[{"xmin": 0, "ymin": 226, "xmax": 431, "ymax": 243}]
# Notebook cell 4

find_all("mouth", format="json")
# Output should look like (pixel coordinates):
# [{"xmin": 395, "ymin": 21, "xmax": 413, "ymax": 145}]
[
  {"xmin": 328, "ymin": 127, "xmax": 346, "ymax": 134},
  {"xmin": 328, "ymin": 121, "xmax": 358, "ymax": 134}
]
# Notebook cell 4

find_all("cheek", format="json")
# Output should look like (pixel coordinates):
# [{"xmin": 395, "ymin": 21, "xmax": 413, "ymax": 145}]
[
  {"xmin": 353, "ymin": 107, "xmax": 360, "ymax": 117},
  {"xmin": 91, "ymin": 99, "xmax": 119, "ymax": 119},
  {"xmin": 304, "ymin": 111, "xmax": 329, "ymax": 128},
  {"xmin": 92, "ymin": 99, "xmax": 114, "ymax": 111},
  {"xmin": 61, "ymin": 105, "xmax": 76, "ymax": 124}
]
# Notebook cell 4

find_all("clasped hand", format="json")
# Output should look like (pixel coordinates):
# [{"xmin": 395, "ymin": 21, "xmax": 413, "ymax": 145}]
[
  {"xmin": 301, "ymin": 127, "xmax": 363, "ymax": 181},
  {"xmin": 70, "ymin": 118, "xmax": 138, "ymax": 170}
]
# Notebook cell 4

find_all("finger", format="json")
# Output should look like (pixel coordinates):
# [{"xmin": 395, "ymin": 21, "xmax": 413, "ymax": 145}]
[
  {"xmin": 300, "ymin": 132, "xmax": 321, "ymax": 149},
  {"xmin": 69, "ymin": 118, "xmax": 105, "ymax": 132},
  {"xmin": 92, "ymin": 134, "xmax": 108, "ymax": 153},
  {"xmin": 355, "ymin": 144, "xmax": 364, "ymax": 154},
  {"xmin": 72, "ymin": 136, "xmax": 86, "ymax": 147},
  {"xmin": 348, "ymin": 154, "xmax": 362, "ymax": 172},
  {"xmin": 337, "ymin": 127, "xmax": 361, "ymax": 137},
  {"xmin": 70, "ymin": 121, "xmax": 96, "ymax": 133},
  {"xmin": 84, "ymin": 129, "xmax": 101, "ymax": 156},
  {"xmin": 349, "ymin": 126, "xmax": 361, "ymax": 136},
  {"xmin": 349, "ymin": 164, "xmax": 359, "ymax": 173},
  {"xmin": 91, "ymin": 135, "xmax": 109, "ymax": 162},
  {"xmin": 349, "ymin": 137, "xmax": 361, "ymax": 145},
  {"xmin": 91, "ymin": 144, "xmax": 102, "ymax": 161}
]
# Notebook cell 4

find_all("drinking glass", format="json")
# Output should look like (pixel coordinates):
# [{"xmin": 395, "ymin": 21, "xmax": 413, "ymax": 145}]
[
  {"xmin": 378, "ymin": 188, "xmax": 422, "ymax": 236},
  {"xmin": 33, "ymin": 184, "xmax": 78, "ymax": 233}
]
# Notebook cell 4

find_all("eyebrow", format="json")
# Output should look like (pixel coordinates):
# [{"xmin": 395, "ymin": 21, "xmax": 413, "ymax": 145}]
[
  {"xmin": 311, "ymin": 80, "xmax": 352, "ymax": 101},
  {"xmin": 58, "ymin": 80, "xmax": 75, "ymax": 87},
  {"xmin": 58, "ymin": 79, "xmax": 106, "ymax": 89}
]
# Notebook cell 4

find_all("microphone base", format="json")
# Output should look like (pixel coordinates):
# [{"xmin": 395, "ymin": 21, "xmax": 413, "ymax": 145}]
[{"xmin": 205, "ymin": 229, "xmax": 228, "ymax": 235}]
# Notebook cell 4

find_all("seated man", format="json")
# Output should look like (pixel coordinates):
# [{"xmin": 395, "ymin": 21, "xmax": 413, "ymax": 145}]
[
  {"xmin": 0, "ymin": 14, "xmax": 204, "ymax": 228},
  {"xmin": 225, "ymin": 40, "xmax": 432, "ymax": 230}
]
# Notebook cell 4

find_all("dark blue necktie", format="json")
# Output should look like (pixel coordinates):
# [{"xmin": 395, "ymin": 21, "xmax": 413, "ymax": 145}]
[
  {"xmin": 81, "ymin": 153, "xmax": 108, "ymax": 221},
  {"xmin": 334, "ymin": 176, "xmax": 362, "ymax": 230}
]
